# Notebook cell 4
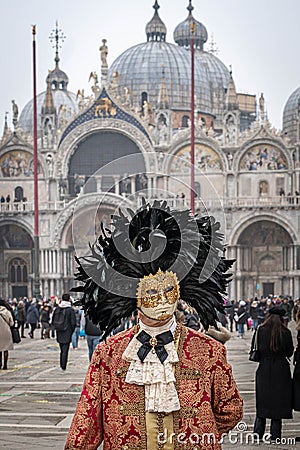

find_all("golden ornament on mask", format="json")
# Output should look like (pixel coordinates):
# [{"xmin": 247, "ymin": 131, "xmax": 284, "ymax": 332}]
[
  {"xmin": 156, "ymin": 312, "xmax": 171, "ymax": 321},
  {"xmin": 136, "ymin": 269, "xmax": 180, "ymax": 308}
]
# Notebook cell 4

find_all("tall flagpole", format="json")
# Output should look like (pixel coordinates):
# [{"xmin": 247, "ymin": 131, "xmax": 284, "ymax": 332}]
[
  {"xmin": 190, "ymin": 21, "xmax": 195, "ymax": 215},
  {"xmin": 32, "ymin": 25, "xmax": 40, "ymax": 298}
]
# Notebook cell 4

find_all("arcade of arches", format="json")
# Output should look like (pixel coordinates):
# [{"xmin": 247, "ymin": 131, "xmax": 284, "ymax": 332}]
[
  {"xmin": 233, "ymin": 220, "xmax": 298, "ymax": 299},
  {"xmin": 0, "ymin": 224, "xmax": 33, "ymax": 298}
]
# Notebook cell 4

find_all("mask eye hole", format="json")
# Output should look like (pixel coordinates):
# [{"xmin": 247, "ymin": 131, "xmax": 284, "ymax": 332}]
[
  {"xmin": 164, "ymin": 286, "xmax": 174, "ymax": 293},
  {"xmin": 146, "ymin": 289, "xmax": 158, "ymax": 296}
]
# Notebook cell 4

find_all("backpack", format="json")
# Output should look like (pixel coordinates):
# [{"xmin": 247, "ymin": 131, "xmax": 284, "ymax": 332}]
[{"xmin": 52, "ymin": 307, "xmax": 68, "ymax": 331}]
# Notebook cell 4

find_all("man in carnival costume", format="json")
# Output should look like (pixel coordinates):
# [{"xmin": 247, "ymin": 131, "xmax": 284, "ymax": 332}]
[{"xmin": 65, "ymin": 200, "xmax": 243, "ymax": 450}]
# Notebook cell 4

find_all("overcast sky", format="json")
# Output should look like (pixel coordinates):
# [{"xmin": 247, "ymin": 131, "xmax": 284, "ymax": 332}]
[{"xmin": 1, "ymin": 0, "xmax": 300, "ymax": 131}]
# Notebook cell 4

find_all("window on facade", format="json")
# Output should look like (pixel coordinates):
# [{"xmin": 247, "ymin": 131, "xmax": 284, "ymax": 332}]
[
  {"xmin": 15, "ymin": 186, "xmax": 24, "ymax": 202},
  {"xmin": 182, "ymin": 115, "xmax": 189, "ymax": 128},
  {"xmin": 9, "ymin": 258, "xmax": 28, "ymax": 283},
  {"xmin": 141, "ymin": 92, "xmax": 148, "ymax": 110},
  {"xmin": 259, "ymin": 181, "xmax": 268, "ymax": 195}
]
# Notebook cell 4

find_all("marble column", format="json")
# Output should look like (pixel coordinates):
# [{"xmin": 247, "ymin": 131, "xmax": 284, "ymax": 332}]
[
  {"xmin": 114, "ymin": 176, "xmax": 120, "ymax": 195},
  {"xmin": 95, "ymin": 175, "xmax": 102, "ymax": 192},
  {"xmin": 130, "ymin": 176, "xmax": 136, "ymax": 195}
]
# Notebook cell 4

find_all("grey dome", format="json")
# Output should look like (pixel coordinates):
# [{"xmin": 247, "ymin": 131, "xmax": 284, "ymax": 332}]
[
  {"xmin": 146, "ymin": 0, "xmax": 167, "ymax": 42},
  {"xmin": 196, "ymin": 51, "xmax": 230, "ymax": 126},
  {"xmin": 282, "ymin": 86, "xmax": 300, "ymax": 142},
  {"xmin": 19, "ymin": 89, "xmax": 78, "ymax": 136},
  {"xmin": 174, "ymin": 1, "xmax": 208, "ymax": 50},
  {"xmin": 108, "ymin": 41, "xmax": 230, "ymax": 120},
  {"xmin": 46, "ymin": 66, "xmax": 69, "ymax": 90}
]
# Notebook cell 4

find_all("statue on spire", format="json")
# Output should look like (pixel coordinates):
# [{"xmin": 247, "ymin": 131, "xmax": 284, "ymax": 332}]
[
  {"xmin": 259, "ymin": 93, "xmax": 265, "ymax": 122},
  {"xmin": 11, "ymin": 100, "xmax": 19, "ymax": 128},
  {"xmin": 100, "ymin": 39, "xmax": 108, "ymax": 68},
  {"xmin": 89, "ymin": 71, "xmax": 100, "ymax": 98},
  {"xmin": 100, "ymin": 39, "xmax": 108, "ymax": 87}
]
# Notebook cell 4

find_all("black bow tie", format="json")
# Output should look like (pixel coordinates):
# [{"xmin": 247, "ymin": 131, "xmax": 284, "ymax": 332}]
[{"xmin": 136, "ymin": 330, "xmax": 174, "ymax": 364}]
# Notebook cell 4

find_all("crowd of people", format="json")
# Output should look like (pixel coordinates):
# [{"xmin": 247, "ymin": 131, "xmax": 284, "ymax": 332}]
[
  {"xmin": 0, "ymin": 291, "xmax": 299, "ymax": 444},
  {"xmin": 0, "ymin": 294, "xmax": 299, "ymax": 364},
  {"xmin": 227, "ymin": 296, "xmax": 297, "ymax": 337}
]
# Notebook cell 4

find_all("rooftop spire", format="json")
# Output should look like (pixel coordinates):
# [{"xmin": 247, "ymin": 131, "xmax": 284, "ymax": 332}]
[
  {"xmin": 153, "ymin": 0, "xmax": 160, "ymax": 14},
  {"xmin": 225, "ymin": 69, "xmax": 238, "ymax": 110},
  {"xmin": 187, "ymin": 0, "xmax": 194, "ymax": 15},
  {"xmin": 49, "ymin": 21, "xmax": 66, "ymax": 69},
  {"xmin": 146, "ymin": 1, "xmax": 167, "ymax": 42},
  {"xmin": 47, "ymin": 22, "xmax": 69, "ymax": 90},
  {"xmin": 2, "ymin": 112, "xmax": 10, "ymax": 141},
  {"xmin": 158, "ymin": 68, "xmax": 169, "ymax": 109},
  {"xmin": 42, "ymin": 81, "xmax": 56, "ymax": 115}
]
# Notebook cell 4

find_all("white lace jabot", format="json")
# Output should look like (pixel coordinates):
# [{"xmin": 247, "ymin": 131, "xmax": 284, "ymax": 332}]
[{"xmin": 122, "ymin": 318, "xmax": 180, "ymax": 413}]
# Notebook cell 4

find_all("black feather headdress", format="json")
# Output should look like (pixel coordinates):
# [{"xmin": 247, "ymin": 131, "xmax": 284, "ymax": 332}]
[{"xmin": 72, "ymin": 199, "xmax": 234, "ymax": 338}]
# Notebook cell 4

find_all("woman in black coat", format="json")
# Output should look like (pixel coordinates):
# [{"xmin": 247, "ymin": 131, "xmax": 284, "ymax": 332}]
[
  {"xmin": 293, "ymin": 308, "xmax": 300, "ymax": 412},
  {"xmin": 253, "ymin": 307, "xmax": 294, "ymax": 441},
  {"xmin": 52, "ymin": 294, "xmax": 76, "ymax": 371}
]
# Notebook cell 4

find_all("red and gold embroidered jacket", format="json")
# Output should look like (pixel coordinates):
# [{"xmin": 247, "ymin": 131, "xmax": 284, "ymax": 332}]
[{"xmin": 65, "ymin": 324, "xmax": 243, "ymax": 450}]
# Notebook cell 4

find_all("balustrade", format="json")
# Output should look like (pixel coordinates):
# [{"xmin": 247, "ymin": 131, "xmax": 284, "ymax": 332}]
[{"xmin": 0, "ymin": 194, "xmax": 299, "ymax": 215}]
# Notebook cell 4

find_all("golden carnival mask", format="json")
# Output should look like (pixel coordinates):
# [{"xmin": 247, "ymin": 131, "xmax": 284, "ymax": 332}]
[{"xmin": 137, "ymin": 269, "xmax": 180, "ymax": 321}]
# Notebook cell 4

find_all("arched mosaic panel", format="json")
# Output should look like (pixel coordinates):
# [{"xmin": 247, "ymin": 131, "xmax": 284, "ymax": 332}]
[
  {"xmin": 65, "ymin": 206, "xmax": 115, "ymax": 257},
  {"xmin": 0, "ymin": 150, "xmax": 42, "ymax": 177},
  {"xmin": 0, "ymin": 224, "xmax": 33, "ymax": 249},
  {"xmin": 238, "ymin": 220, "xmax": 292, "ymax": 246},
  {"xmin": 239, "ymin": 144, "xmax": 288, "ymax": 171},
  {"xmin": 171, "ymin": 144, "xmax": 222, "ymax": 174},
  {"xmin": 68, "ymin": 131, "xmax": 145, "ymax": 195}
]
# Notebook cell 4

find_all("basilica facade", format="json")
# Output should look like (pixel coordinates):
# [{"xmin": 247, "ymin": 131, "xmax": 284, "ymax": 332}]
[{"xmin": 0, "ymin": 1, "xmax": 299, "ymax": 301}]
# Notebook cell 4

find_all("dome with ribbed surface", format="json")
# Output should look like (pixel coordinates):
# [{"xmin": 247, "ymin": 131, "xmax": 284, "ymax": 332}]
[
  {"xmin": 19, "ymin": 89, "xmax": 78, "ymax": 137},
  {"xmin": 108, "ymin": 1, "xmax": 230, "ymax": 126},
  {"xmin": 282, "ymin": 86, "xmax": 300, "ymax": 142},
  {"xmin": 174, "ymin": 0, "xmax": 208, "ymax": 50},
  {"xmin": 19, "ymin": 22, "xmax": 78, "ymax": 137}
]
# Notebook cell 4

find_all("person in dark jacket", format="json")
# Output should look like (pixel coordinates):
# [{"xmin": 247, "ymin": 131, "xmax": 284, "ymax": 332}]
[
  {"xmin": 253, "ymin": 307, "xmax": 294, "ymax": 442},
  {"xmin": 293, "ymin": 309, "xmax": 300, "ymax": 422},
  {"xmin": 40, "ymin": 304, "xmax": 51, "ymax": 339},
  {"xmin": 83, "ymin": 316, "xmax": 102, "ymax": 361},
  {"xmin": 257, "ymin": 298, "xmax": 267, "ymax": 325},
  {"xmin": 26, "ymin": 300, "xmax": 40, "ymax": 338},
  {"xmin": 293, "ymin": 336, "xmax": 300, "ymax": 412},
  {"xmin": 236, "ymin": 300, "xmax": 248, "ymax": 338},
  {"xmin": 16, "ymin": 300, "xmax": 27, "ymax": 338},
  {"xmin": 71, "ymin": 307, "xmax": 83, "ymax": 349},
  {"xmin": 52, "ymin": 293, "xmax": 76, "ymax": 371},
  {"xmin": 250, "ymin": 300, "xmax": 259, "ymax": 330},
  {"xmin": 227, "ymin": 299, "xmax": 237, "ymax": 332}
]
